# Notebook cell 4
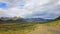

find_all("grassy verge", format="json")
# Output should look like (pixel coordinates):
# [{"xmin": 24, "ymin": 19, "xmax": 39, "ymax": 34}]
[
  {"xmin": 0, "ymin": 22, "xmax": 38, "ymax": 34},
  {"xmin": 44, "ymin": 20, "xmax": 60, "ymax": 27}
]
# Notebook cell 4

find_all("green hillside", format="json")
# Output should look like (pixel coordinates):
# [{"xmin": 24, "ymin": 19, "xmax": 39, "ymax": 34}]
[{"xmin": 45, "ymin": 17, "xmax": 60, "ymax": 27}]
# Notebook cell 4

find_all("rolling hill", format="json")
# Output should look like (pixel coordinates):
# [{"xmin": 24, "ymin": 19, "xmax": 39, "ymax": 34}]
[{"xmin": 45, "ymin": 16, "xmax": 60, "ymax": 27}]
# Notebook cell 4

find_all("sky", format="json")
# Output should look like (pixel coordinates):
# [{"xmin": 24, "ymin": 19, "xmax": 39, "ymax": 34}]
[{"xmin": 0, "ymin": 0, "xmax": 60, "ymax": 19}]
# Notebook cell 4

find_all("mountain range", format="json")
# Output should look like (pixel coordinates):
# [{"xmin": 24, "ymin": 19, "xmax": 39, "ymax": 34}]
[
  {"xmin": 0, "ymin": 17, "xmax": 52, "ymax": 22},
  {"xmin": 25, "ymin": 18, "xmax": 51, "ymax": 22}
]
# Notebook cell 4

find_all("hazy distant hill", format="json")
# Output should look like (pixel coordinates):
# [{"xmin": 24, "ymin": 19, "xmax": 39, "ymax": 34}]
[
  {"xmin": 25, "ymin": 18, "xmax": 51, "ymax": 22},
  {"xmin": 0, "ymin": 17, "xmax": 52, "ymax": 23},
  {"xmin": 0, "ymin": 17, "xmax": 26, "ymax": 23}
]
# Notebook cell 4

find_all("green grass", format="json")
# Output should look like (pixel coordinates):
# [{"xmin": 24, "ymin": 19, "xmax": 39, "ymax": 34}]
[
  {"xmin": 44, "ymin": 20, "xmax": 60, "ymax": 27},
  {"xmin": 0, "ymin": 22, "xmax": 38, "ymax": 34}
]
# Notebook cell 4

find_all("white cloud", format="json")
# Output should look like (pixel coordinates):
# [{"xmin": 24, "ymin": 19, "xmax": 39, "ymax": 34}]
[
  {"xmin": 0, "ymin": 0, "xmax": 60, "ymax": 19},
  {"xmin": 8, "ymin": 8, "xmax": 32, "ymax": 17},
  {"xmin": 0, "ymin": 8, "xmax": 12, "ymax": 17}
]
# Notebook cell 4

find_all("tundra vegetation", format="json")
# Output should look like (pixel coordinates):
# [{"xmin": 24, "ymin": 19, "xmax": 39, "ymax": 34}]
[{"xmin": 0, "ymin": 17, "xmax": 60, "ymax": 34}]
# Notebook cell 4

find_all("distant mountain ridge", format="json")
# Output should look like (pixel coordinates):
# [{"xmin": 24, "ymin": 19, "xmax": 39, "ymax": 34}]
[
  {"xmin": 0, "ymin": 17, "xmax": 52, "ymax": 22},
  {"xmin": 25, "ymin": 18, "xmax": 51, "ymax": 22},
  {"xmin": 0, "ymin": 17, "xmax": 26, "ymax": 23}
]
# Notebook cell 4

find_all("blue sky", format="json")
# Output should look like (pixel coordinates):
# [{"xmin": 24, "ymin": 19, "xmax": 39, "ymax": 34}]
[
  {"xmin": 0, "ymin": 2, "xmax": 7, "ymax": 8},
  {"xmin": 0, "ymin": 0, "xmax": 60, "ymax": 19}
]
